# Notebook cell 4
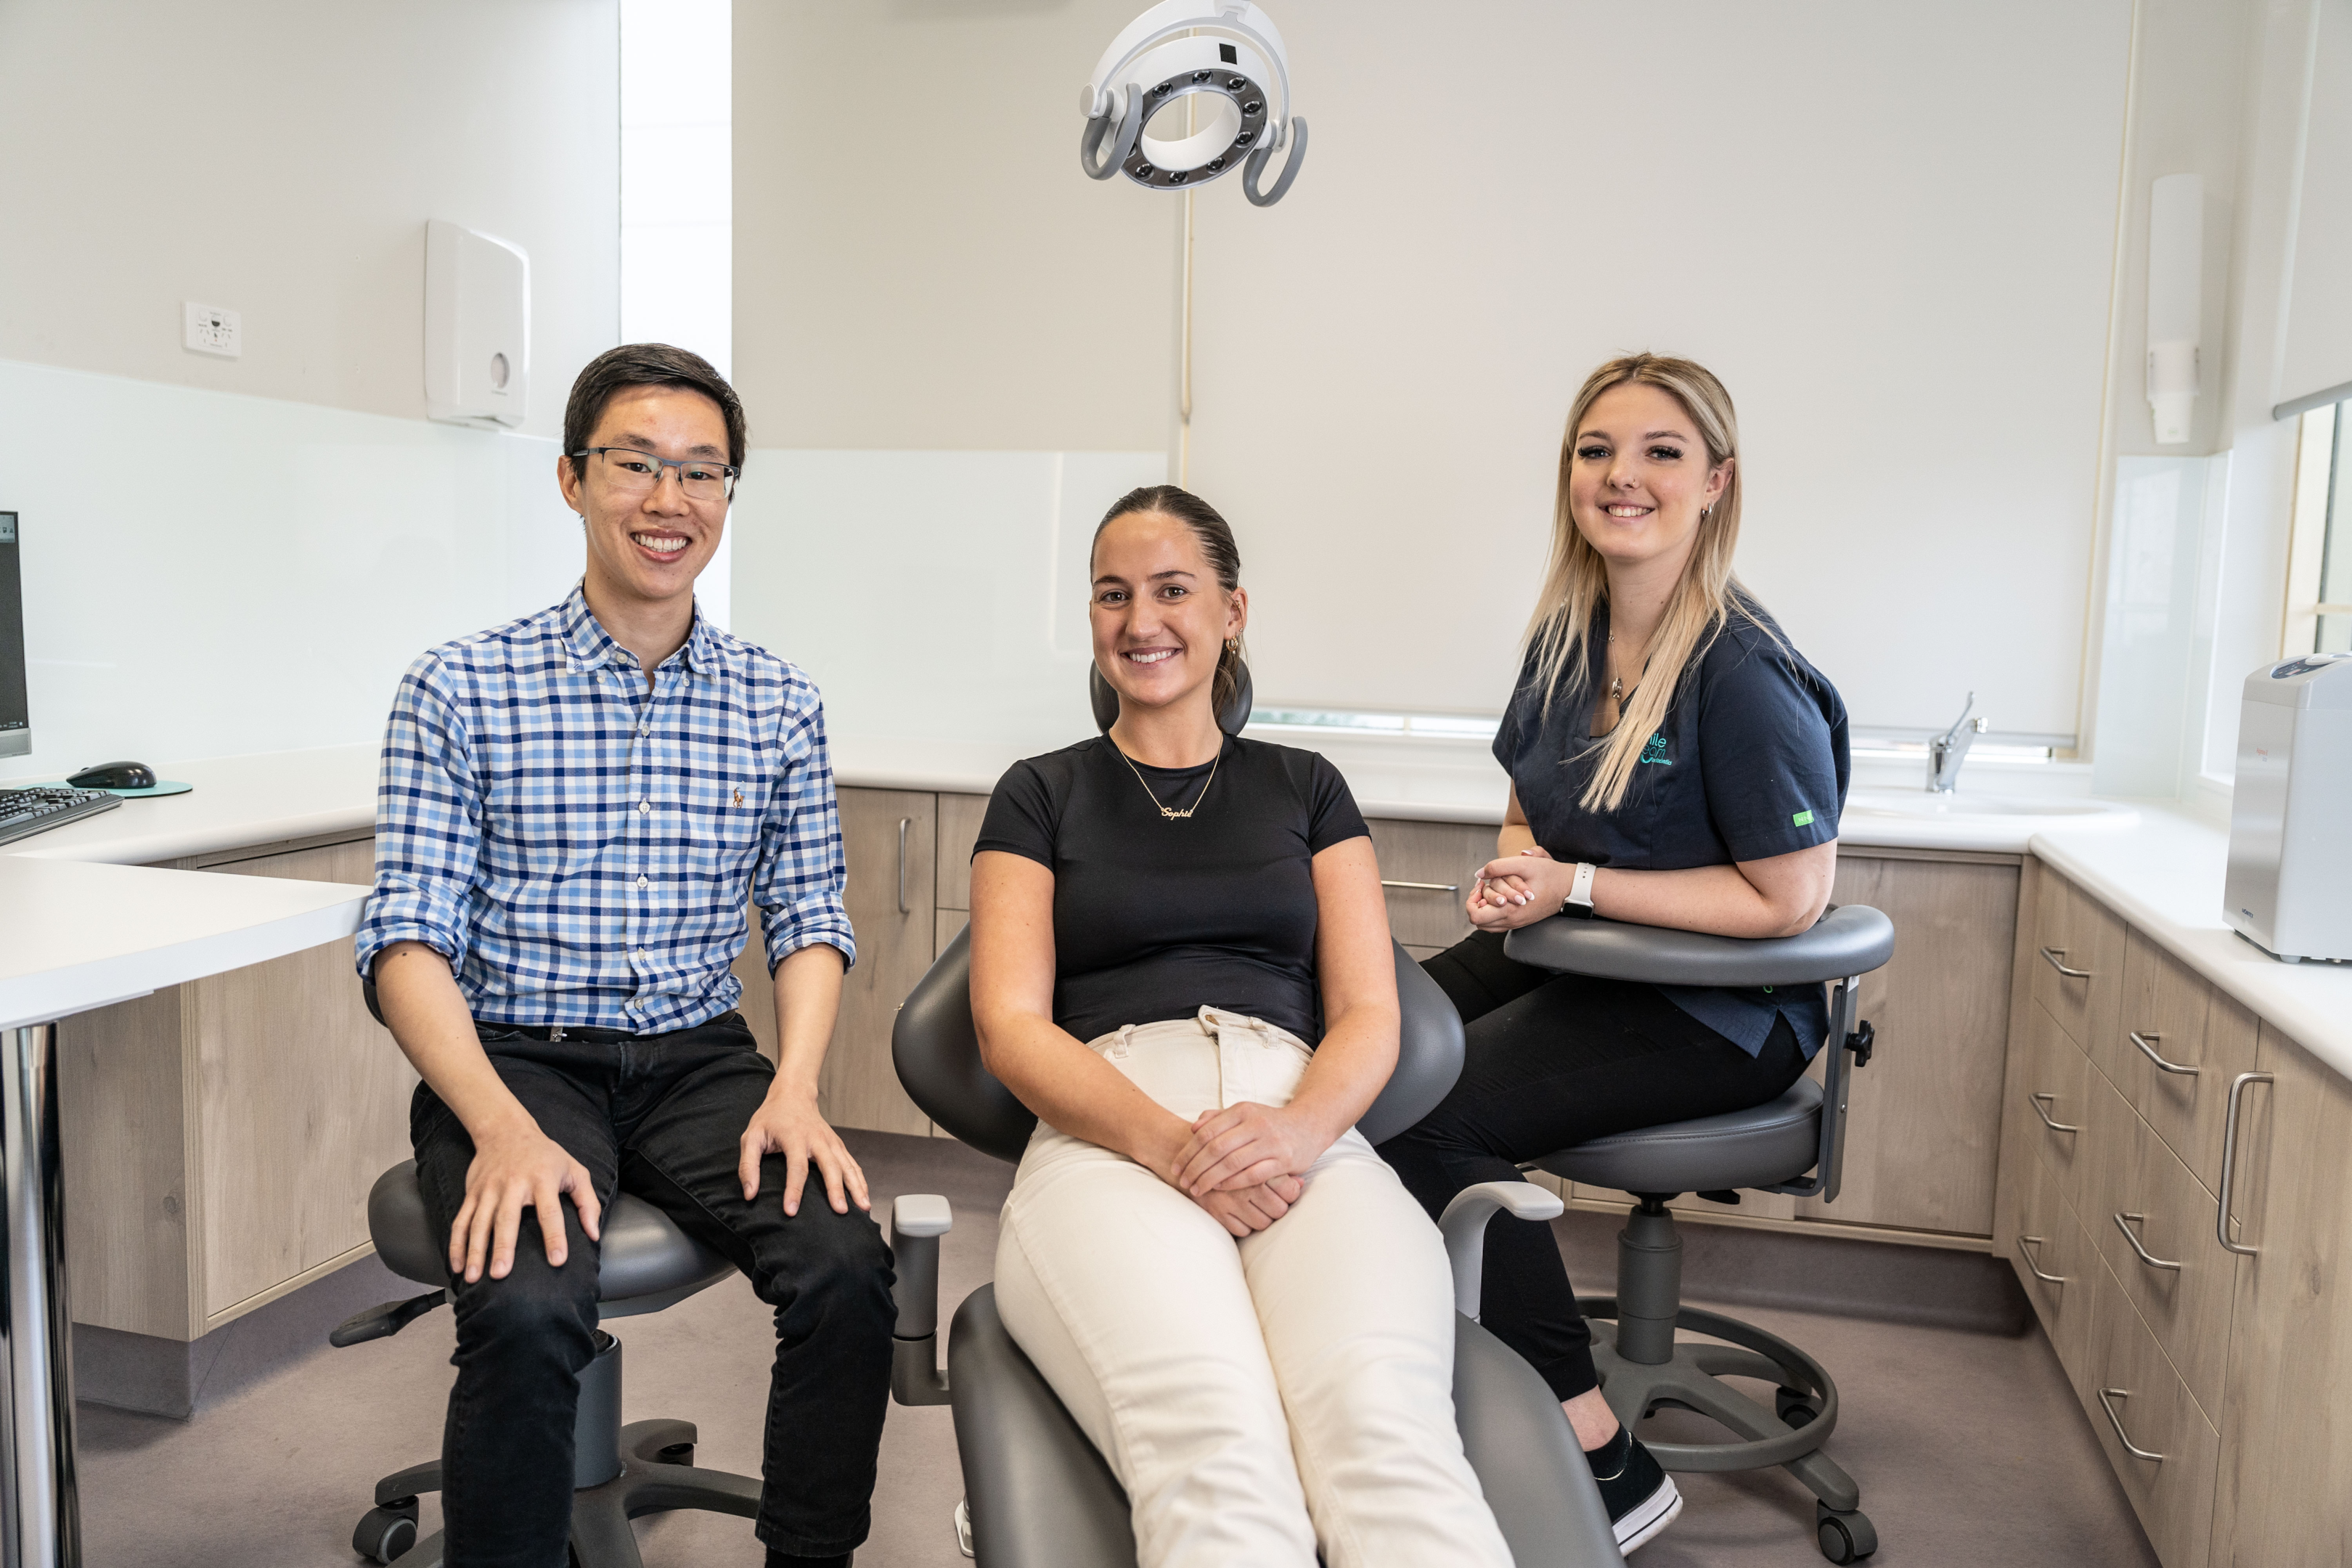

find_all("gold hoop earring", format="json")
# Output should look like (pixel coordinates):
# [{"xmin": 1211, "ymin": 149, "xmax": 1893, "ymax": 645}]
[{"xmin": 1225, "ymin": 637, "xmax": 1241, "ymax": 653}]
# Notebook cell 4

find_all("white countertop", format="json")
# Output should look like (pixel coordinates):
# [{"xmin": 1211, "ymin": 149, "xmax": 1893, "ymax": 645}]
[
  {"xmin": 0, "ymin": 857, "xmax": 367, "ymax": 1031},
  {"xmin": 12, "ymin": 739, "xmax": 2344, "ymax": 1081}
]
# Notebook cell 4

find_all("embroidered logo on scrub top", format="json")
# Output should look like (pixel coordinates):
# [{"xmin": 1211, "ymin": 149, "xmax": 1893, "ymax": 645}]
[
  {"xmin": 1638, "ymin": 732, "xmax": 1673, "ymax": 765},
  {"xmin": 1792, "ymin": 809, "xmax": 1814, "ymax": 827}
]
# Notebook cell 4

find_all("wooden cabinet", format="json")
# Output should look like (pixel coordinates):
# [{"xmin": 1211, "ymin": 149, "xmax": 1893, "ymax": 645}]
[
  {"xmin": 60, "ymin": 835, "xmax": 411, "ymax": 1341},
  {"xmin": 2208, "ymin": 1024, "xmax": 2352, "ymax": 1567},
  {"xmin": 1365, "ymin": 817, "xmax": 1493, "ymax": 957},
  {"xmin": 1999, "ymin": 866, "xmax": 2352, "ymax": 1568}
]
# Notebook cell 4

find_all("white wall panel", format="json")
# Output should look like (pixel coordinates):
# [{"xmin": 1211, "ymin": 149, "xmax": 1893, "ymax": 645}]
[{"xmin": 0, "ymin": 362, "xmax": 583, "ymax": 783}]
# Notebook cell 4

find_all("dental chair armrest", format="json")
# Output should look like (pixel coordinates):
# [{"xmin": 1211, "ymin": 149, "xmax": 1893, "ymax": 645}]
[
  {"xmin": 1503, "ymin": 905, "xmax": 1895, "ymax": 987},
  {"xmin": 890, "ymin": 1193, "xmax": 954, "ymax": 1406},
  {"xmin": 1440, "ymin": 1182, "xmax": 1566, "ymax": 1321}
]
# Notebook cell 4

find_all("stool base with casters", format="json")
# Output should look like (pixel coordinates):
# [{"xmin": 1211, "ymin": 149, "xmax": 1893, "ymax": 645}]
[{"xmin": 1511, "ymin": 905, "xmax": 1896, "ymax": 1564}]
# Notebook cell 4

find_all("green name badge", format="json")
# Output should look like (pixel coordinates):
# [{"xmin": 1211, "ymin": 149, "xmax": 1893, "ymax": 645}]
[{"xmin": 1792, "ymin": 809, "xmax": 1815, "ymax": 827}]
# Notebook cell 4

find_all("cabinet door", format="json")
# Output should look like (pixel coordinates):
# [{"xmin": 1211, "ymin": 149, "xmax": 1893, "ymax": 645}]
[
  {"xmin": 2020, "ymin": 998, "xmax": 2096, "ymax": 1214},
  {"xmin": 190, "ymin": 839, "xmax": 415, "ymax": 1326},
  {"xmin": 1365, "ymin": 819, "xmax": 1494, "ymax": 950},
  {"xmin": 2210, "ymin": 1026, "xmax": 2352, "ymax": 1567},
  {"xmin": 825, "ymin": 789, "xmax": 938, "ymax": 1136},
  {"xmin": 2033, "ymin": 873, "xmax": 2125, "ymax": 1054},
  {"xmin": 2007, "ymin": 1135, "xmax": 2098, "ymax": 1402},
  {"xmin": 1799, "ymin": 853, "xmax": 2015, "ymax": 1236},
  {"xmin": 936, "ymin": 792, "xmax": 990, "ymax": 912}
]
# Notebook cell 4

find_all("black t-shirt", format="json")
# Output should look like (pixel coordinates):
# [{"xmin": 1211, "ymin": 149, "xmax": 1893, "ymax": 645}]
[
  {"xmin": 974, "ymin": 734, "xmax": 1371, "ymax": 1046},
  {"xmin": 1493, "ymin": 600, "xmax": 1849, "ymax": 1055}
]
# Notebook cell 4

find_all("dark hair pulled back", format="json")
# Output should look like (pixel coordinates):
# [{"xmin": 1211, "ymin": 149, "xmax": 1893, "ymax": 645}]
[{"xmin": 1092, "ymin": 484, "xmax": 1246, "ymax": 717}]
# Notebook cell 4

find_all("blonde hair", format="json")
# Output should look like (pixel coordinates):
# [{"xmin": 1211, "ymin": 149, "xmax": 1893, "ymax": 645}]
[{"xmin": 1524, "ymin": 353, "xmax": 1775, "ymax": 812}]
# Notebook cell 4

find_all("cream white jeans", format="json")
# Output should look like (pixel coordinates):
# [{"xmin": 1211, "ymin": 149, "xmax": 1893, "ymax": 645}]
[{"xmin": 993, "ymin": 1007, "xmax": 1514, "ymax": 1568}]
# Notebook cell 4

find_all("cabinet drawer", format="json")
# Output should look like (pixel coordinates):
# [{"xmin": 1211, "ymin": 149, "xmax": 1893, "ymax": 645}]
[
  {"xmin": 2087, "ymin": 1261, "xmax": 2220, "ymax": 1568},
  {"xmin": 2020, "ymin": 1000, "xmax": 2095, "ymax": 1211},
  {"xmin": 2088, "ymin": 1072, "xmax": 2236, "ymax": 1424},
  {"xmin": 2010, "ymin": 1140, "xmax": 2097, "ymax": 1397},
  {"xmin": 2115, "ymin": 932, "xmax": 2256, "ymax": 1193},
  {"xmin": 1365, "ymin": 819, "xmax": 1495, "ymax": 950},
  {"xmin": 2031, "ymin": 873, "xmax": 2123, "ymax": 1054}
]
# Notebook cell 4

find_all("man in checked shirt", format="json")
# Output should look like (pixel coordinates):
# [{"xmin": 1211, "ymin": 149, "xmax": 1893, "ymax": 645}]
[{"xmin": 356, "ymin": 344, "xmax": 889, "ymax": 1568}]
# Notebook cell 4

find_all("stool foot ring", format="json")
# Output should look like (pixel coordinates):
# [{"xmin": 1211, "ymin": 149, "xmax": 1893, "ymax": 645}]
[{"xmin": 1578, "ymin": 1294, "xmax": 1859, "ymax": 1512}]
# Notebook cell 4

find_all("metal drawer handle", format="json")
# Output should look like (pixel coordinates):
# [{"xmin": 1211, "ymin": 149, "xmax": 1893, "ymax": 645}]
[
  {"xmin": 1380, "ymin": 880, "xmax": 1461, "ymax": 893},
  {"xmin": 2112, "ymin": 1212, "xmax": 2182, "ymax": 1272},
  {"xmin": 897, "ymin": 817, "xmax": 912, "ymax": 915},
  {"xmin": 2128, "ymin": 1031, "xmax": 2199, "ymax": 1077},
  {"xmin": 2018, "ymin": 1234, "xmax": 2066, "ymax": 1285},
  {"xmin": 2029, "ymin": 1092, "xmax": 2081, "ymax": 1135},
  {"xmin": 2097, "ymin": 1388, "xmax": 2165, "ymax": 1462},
  {"xmin": 2040, "ymin": 946, "xmax": 2093, "ymax": 979},
  {"xmin": 2217, "ymin": 1070, "xmax": 2274, "ymax": 1257}
]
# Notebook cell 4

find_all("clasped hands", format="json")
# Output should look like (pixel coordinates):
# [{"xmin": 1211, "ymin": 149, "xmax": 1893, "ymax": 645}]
[
  {"xmin": 1164, "ymin": 1101, "xmax": 1326, "ymax": 1238},
  {"xmin": 1468, "ymin": 844, "xmax": 1569, "ymax": 931}
]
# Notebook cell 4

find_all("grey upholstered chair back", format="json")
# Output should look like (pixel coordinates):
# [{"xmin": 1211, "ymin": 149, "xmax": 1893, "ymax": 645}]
[{"xmin": 893, "ymin": 927, "xmax": 1463, "ymax": 1162}]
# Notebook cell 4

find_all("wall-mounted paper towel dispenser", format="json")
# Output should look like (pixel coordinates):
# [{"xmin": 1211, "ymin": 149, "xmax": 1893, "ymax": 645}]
[{"xmin": 424, "ymin": 219, "xmax": 529, "ymax": 429}]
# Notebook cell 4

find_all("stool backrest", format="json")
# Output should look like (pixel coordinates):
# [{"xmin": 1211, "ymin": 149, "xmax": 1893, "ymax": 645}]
[{"xmin": 893, "ymin": 926, "xmax": 1465, "ymax": 1161}]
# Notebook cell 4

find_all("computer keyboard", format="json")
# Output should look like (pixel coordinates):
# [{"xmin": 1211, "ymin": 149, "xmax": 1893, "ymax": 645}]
[{"xmin": 0, "ymin": 785, "xmax": 123, "ymax": 848}]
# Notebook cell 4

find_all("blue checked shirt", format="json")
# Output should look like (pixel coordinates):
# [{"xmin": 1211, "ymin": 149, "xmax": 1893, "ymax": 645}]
[{"xmin": 355, "ymin": 585, "xmax": 856, "ymax": 1032}]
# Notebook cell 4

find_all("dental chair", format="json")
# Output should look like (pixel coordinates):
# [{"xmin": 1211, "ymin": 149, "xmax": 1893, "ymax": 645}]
[
  {"xmin": 881, "ymin": 661, "xmax": 1630, "ymax": 1566},
  {"xmin": 1505, "ymin": 906, "xmax": 1896, "ymax": 1564}
]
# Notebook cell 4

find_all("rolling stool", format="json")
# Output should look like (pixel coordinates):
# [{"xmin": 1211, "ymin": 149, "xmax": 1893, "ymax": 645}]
[
  {"xmin": 1506, "ymin": 905, "xmax": 1896, "ymax": 1564},
  {"xmin": 331, "ymin": 979, "xmax": 763, "ymax": 1567}
]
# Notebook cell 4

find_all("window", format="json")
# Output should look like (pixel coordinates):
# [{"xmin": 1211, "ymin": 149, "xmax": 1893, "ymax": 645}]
[{"xmin": 2286, "ymin": 403, "xmax": 2352, "ymax": 656}]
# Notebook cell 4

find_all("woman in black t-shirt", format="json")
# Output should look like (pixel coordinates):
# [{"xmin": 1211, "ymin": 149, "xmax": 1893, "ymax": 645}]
[
  {"xmin": 969, "ymin": 487, "xmax": 1511, "ymax": 1568},
  {"xmin": 1379, "ymin": 355, "xmax": 1848, "ymax": 1555}
]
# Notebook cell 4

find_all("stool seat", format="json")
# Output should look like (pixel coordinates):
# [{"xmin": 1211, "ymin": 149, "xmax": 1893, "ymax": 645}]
[
  {"xmin": 367, "ymin": 1161, "xmax": 734, "ymax": 1314},
  {"xmin": 1535, "ymin": 1079, "xmax": 1823, "ymax": 1195}
]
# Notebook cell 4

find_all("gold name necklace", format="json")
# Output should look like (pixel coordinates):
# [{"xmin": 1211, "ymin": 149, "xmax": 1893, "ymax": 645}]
[{"xmin": 1114, "ymin": 738, "xmax": 1223, "ymax": 820}]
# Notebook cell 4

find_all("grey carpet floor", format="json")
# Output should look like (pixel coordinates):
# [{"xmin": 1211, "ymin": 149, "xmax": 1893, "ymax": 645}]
[{"xmin": 77, "ymin": 1130, "xmax": 2156, "ymax": 1567}]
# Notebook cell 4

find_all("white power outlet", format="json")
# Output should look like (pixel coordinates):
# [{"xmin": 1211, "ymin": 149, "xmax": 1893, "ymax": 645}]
[{"xmin": 184, "ymin": 301, "xmax": 241, "ymax": 358}]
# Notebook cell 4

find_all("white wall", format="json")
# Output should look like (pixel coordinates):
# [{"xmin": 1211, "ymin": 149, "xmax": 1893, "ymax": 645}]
[
  {"xmin": 731, "ymin": 0, "xmax": 2139, "ymax": 748},
  {"xmin": 0, "ymin": 0, "xmax": 620, "ymax": 441},
  {"xmin": 1187, "ymin": 1, "xmax": 2131, "ymax": 736},
  {"xmin": 0, "ymin": 1, "xmax": 620, "ymax": 780}
]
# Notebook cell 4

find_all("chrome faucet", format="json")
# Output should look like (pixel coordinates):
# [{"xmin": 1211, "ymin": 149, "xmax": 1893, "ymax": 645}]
[{"xmin": 1928, "ymin": 693, "xmax": 1988, "ymax": 793}]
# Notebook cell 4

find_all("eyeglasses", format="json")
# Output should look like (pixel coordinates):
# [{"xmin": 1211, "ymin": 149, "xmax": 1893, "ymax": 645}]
[{"xmin": 571, "ymin": 446, "xmax": 739, "ymax": 503}]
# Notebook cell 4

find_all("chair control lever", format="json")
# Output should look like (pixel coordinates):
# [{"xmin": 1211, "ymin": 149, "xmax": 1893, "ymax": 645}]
[
  {"xmin": 329, "ymin": 1289, "xmax": 449, "ymax": 1348},
  {"xmin": 889, "ymin": 1194, "xmax": 954, "ymax": 1406},
  {"xmin": 1440, "ymin": 1181, "xmax": 1565, "ymax": 1321}
]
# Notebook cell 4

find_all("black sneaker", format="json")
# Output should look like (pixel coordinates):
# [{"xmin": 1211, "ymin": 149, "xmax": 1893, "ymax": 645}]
[{"xmin": 1587, "ymin": 1425, "xmax": 1683, "ymax": 1552}]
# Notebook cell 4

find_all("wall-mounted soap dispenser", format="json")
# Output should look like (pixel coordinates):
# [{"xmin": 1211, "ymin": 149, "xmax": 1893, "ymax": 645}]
[{"xmin": 424, "ymin": 219, "xmax": 529, "ymax": 429}]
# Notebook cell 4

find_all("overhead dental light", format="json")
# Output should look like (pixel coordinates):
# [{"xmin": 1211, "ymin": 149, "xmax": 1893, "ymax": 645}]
[{"xmin": 1079, "ymin": 1, "xmax": 1307, "ymax": 206}]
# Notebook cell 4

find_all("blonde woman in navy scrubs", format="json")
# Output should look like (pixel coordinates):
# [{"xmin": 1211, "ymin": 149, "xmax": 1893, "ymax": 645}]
[{"xmin": 1379, "ymin": 354, "xmax": 1849, "ymax": 1555}]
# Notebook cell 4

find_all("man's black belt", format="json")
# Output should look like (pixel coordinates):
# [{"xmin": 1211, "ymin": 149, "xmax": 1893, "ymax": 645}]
[{"xmin": 475, "ymin": 1020, "xmax": 640, "ymax": 1045}]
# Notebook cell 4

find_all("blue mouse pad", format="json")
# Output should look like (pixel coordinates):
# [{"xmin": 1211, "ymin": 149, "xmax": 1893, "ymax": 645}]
[{"xmin": 82, "ymin": 780, "xmax": 193, "ymax": 798}]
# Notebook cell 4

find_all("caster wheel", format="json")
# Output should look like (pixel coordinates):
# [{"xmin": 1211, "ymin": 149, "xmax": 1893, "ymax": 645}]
[
  {"xmin": 656, "ymin": 1442, "xmax": 695, "ymax": 1466},
  {"xmin": 1816, "ymin": 1503, "xmax": 1877, "ymax": 1562},
  {"xmin": 1777, "ymin": 1387, "xmax": 1822, "ymax": 1429},
  {"xmin": 353, "ymin": 1504, "xmax": 419, "ymax": 1564}
]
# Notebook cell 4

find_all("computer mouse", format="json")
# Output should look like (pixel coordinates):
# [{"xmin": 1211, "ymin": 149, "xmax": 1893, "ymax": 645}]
[{"xmin": 68, "ymin": 761, "xmax": 156, "ymax": 791}]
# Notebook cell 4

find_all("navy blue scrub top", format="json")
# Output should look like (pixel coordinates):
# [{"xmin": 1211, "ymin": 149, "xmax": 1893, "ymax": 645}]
[{"xmin": 1493, "ymin": 598, "xmax": 1850, "ymax": 1057}]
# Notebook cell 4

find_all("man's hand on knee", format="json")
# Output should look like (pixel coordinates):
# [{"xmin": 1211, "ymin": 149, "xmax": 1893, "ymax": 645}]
[
  {"xmin": 739, "ymin": 1083, "xmax": 870, "ymax": 1217},
  {"xmin": 450, "ymin": 1122, "xmax": 604, "ymax": 1283}
]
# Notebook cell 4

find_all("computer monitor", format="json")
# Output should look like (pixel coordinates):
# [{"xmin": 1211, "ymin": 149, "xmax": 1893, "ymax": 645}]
[{"xmin": 0, "ymin": 513, "xmax": 26, "ymax": 760}]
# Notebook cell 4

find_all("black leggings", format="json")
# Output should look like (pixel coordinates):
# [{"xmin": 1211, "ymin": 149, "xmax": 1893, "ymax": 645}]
[{"xmin": 1376, "ymin": 930, "xmax": 1808, "ymax": 1403}]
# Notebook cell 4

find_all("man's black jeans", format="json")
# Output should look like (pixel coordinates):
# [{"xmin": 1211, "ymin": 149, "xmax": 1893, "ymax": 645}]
[{"xmin": 411, "ymin": 1011, "xmax": 895, "ymax": 1568}]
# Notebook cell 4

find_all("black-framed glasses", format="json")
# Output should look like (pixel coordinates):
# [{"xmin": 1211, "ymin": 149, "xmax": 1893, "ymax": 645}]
[{"xmin": 571, "ymin": 446, "xmax": 739, "ymax": 503}]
